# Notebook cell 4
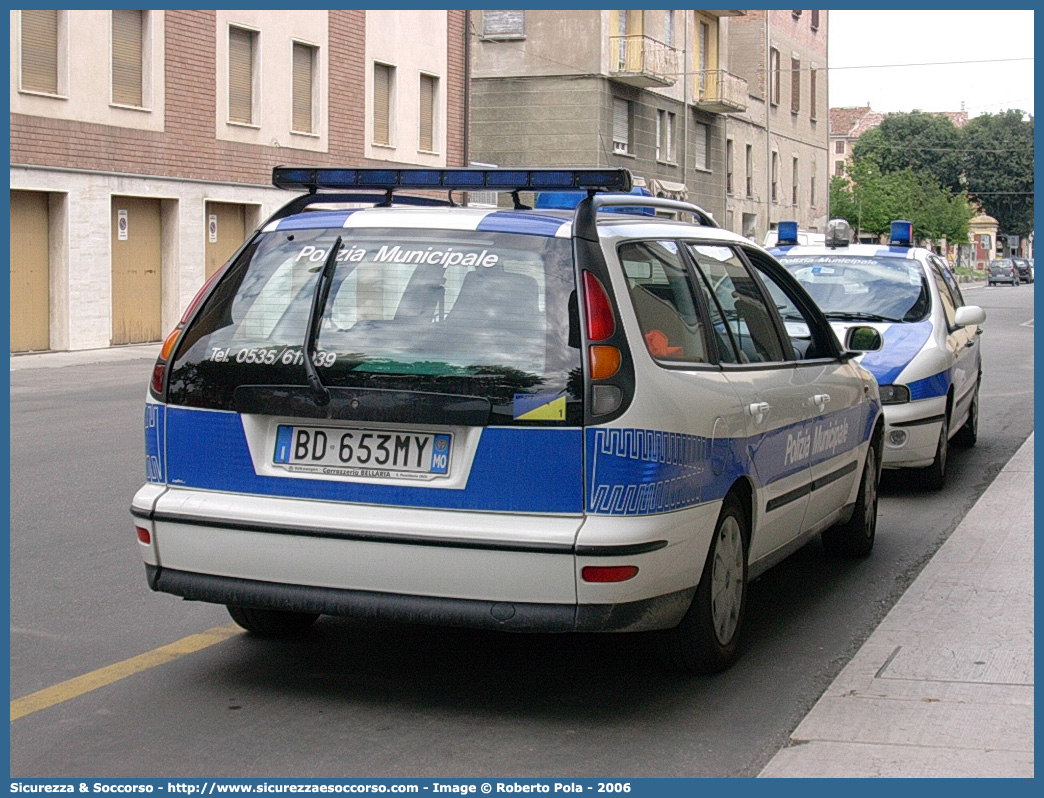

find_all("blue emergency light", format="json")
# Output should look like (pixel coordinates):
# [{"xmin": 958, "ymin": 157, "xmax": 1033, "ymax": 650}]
[
  {"xmin": 272, "ymin": 167, "xmax": 633, "ymax": 194},
  {"xmin": 890, "ymin": 220, "xmax": 914, "ymax": 247},
  {"xmin": 535, "ymin": 186, "xmax": 655, "ymax": 215},
  {"xmin": 776, "ymin": 221, "xmax": 799, "ymax": 246}
]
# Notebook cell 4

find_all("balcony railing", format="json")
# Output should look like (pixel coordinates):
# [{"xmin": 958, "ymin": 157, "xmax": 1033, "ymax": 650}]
[
  {"xmin": 609, "ymin": 35, "xmax": 678, "ymax": 88},
  {"xmin": 693, "ymin": 70, "xmax": 748, "ymax": 114}
]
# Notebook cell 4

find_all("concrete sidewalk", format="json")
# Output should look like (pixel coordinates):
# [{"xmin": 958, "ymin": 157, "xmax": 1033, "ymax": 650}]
[
  {"xmin": 10, "ymin": 342, "xmax": 161, "ymax": 371},
  {"xmin": 760, "ymin": 433, "xmax": 1034, "ymax": 778}
]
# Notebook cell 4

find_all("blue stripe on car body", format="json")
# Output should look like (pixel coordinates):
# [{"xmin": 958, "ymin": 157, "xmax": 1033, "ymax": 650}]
[{"xmin": 859, "ymin": 320, "xmax": 932, "ymax": 386}]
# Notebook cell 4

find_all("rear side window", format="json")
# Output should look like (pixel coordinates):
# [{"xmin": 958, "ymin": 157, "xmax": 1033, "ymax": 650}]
[
  {"xmin": 168, "ymin": 227, "xmax": 582, "ymax": 425},
  {"xmin": 619, "ymin": 239, "xmax": 708, "ymax": 363},
  {"xmin": 687, "ymin": 244, "xmax": 787, "ymax": 364}
]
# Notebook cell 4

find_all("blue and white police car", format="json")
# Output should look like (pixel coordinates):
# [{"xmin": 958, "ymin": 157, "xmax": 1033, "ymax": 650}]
[
  {"xmin": 771, "ymin": 219, "xmax": 985, "ymax": 491},
  {"xmin": 132, "ymin": 168, "xmax": 885, "ymax": 674}
]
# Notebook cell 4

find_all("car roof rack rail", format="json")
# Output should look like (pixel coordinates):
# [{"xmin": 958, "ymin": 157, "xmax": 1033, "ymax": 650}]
[{"xmin": 265, "ymin": 166, "xmax": 715, "ymax": 235}]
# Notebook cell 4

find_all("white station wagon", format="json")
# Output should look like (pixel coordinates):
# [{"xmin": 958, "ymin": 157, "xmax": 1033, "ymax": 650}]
[{"xmin": 132, "ymin": 168, "xmax": 884, "ymax": 673}]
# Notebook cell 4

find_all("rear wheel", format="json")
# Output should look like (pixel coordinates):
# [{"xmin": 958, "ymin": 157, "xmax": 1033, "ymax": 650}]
[
  {"xmin": 921, "ymin": 414, "xmax": 949, "ymax": 490},
  {"xmin": 664, "ymin": 496, "xmax": 748, "ymax": 674},
  {"xmin": 954, "ymin": 382, "xmax": 979, "ymax": 448},
  {"xmin": 822, "ymin": 443, "xmax": 879, "ymax": 557},
  {"xmin": 227, "ymin": 605, "xmax": 319, "ymax": 636}
]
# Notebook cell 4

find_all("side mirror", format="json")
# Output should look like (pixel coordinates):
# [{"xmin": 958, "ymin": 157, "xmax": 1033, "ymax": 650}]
[
  {"xmin": 954, "ymin": 305, "xmax": 986, "ymax": 327},
  {"xmin": 844, "ymin": 325, "xmax": 883, "ymax": 353}
]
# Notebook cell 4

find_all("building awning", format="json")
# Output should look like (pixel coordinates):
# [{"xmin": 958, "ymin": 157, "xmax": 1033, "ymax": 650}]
[{"xmin": 648, "ymin": 178, "xmax": 688, "ymax": 201}]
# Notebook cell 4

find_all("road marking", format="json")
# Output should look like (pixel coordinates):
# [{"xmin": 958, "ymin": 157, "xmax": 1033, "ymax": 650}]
[{"xmin": 10, "ymin": 624, "xmax": 242, "ymax": 721}]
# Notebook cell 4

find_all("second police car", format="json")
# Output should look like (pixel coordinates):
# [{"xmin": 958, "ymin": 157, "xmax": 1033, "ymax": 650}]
[
  {"xmin": 132, "ymin": 168, "xmax": 886, "ymax": 674},
  {"xmin": 771, "ymin": 219, "xmax": 986, "ymax": 490}
]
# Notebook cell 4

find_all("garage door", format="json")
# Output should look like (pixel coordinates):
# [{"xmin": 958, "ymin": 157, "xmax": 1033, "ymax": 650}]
[
  {"xmin": 205, "ymin": 201, "xmax": 247, "ymax": 279},
  {"xmin": 10, "ymin": 190, "xmax": 51, "ymax": 353},
  {"xmin": 111, "ymin": 196, "xmax": 162, "ymax": 345}
]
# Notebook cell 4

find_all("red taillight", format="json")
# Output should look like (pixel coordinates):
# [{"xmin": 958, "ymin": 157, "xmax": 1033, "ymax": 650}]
[
  {"xmin": 150, "ymin": 362, "xmax": 166, "ymax": 395},
  {"xmin": 135, "ymin": 526, "xmax": 151, "ymax": 544},
  {"xmin": 581, "ymin": 565, "xmax": 639, "ymax": 583},
  {"xmin": 582, "ymin": 271, "xmax": 615, "ymax": 341}
]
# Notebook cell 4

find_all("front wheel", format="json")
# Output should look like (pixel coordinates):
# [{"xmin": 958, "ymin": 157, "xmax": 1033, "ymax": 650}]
[
  {"xmin": 822, "ymin": 443, "xmax": 879, "ymax": 557},
  {"xmin": 227, "ymin": 605, "xmax": 319, "ymax": 636},
  {"xmin": 921, "ymin": 414, "xmax": 949, "ymax": 490},
  {"xmin": 664, "ymin": 496, "xmax": 748, "ymax": 674}
]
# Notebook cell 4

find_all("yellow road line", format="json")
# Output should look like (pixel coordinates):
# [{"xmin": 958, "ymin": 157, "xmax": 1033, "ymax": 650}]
[{"xmin": 11, "ymin": 624, "xmax": 243, "ymax": 721}]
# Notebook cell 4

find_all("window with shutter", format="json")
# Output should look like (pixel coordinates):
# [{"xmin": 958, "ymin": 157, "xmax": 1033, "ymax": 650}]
[
  {"xmin": 292, "ymin": 42, "xmax": 316, "ymax": 133},
  {"xmin": 694, "ymin": 122, "xmax": 709, "ymax": 170},
  {"xmin": 791, "ymin": 57, "xmax": 801, "ymax": 114},
  {"xmin": 419, "ymin": 74, "xmax": 437, "ymax": 152},
  {"xmin": 482, "ymin": 10, "xmax": 524, "ymax": 38},
  {"xmin": 228, "ymin": 27, "xmax": 256, "ymax": 125},
  {"xmin": 21, "ymin": 10, "xmax": 59, "ymax": 95},
  {"xmin": 612, "ymin": 98, "xmax": 630, "ymax": 154},
  {"xmin": 112, "ymin": 10, "xmax": 143, "ymax": 107},
  {"xmin": 374, "ymin": 63, "xmax": 393, "ymax": 146},
  {"xmin": 769, "ymin": 48, "xmax": 780, "ymax": 106},
  {"xmin": 810, "ymin": 66, "xmax": 817, "ymax": 120}
]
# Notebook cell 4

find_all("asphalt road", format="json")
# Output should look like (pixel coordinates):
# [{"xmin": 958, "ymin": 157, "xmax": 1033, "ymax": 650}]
[{"xmin": 9, "ymin": 282, "xmax": 1034, "ymax": 778}]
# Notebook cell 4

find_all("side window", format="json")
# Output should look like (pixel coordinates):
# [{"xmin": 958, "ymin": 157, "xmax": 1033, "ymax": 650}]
[
  {"xmin": 745, "ymin": 250, "xmax": 837, "ymax": 360},
  {"xmin": 928, "ymin": 262, "xmax": 957, "ymax": 329},
  {"xmin": 687, "ymin": 244, "xmax": 787, "ymax": 364},
  {"xmin": 934, "ymin": 255, "xmax": 966, "ymax": 307},
  {"xmin": 618, "ymin": 240, "xmax": 708, "ymax": 363}
]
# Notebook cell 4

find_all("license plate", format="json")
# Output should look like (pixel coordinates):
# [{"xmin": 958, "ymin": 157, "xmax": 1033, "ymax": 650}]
[{"xmin": 273, "ymin": 425, "xmax": 451, "ymax": 479}]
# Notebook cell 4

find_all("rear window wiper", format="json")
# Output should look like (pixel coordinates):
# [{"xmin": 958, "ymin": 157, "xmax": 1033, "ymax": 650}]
[
  {"xmin": 303, "ymin": 236, "xmax": 343, "ymax": 406},
  {"xmin": 822, "ymin": 311, "xmax": 902, "ymax": 323}
]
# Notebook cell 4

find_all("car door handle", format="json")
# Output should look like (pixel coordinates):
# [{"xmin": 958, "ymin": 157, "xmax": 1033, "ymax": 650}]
[
  {"xmin": 747, "ymin": 402, "xmax": 771, "ymax": 424},
  {"xmin": 811, "ymin": 393, "xmax": 831, "ymax": 411}
]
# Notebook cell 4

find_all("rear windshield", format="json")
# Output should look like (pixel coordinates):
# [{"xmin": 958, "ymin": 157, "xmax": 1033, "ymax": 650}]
[
  {"xmin": 991, "ymin": 259, "xmax": 1012, "ymax": 269},
  {"xmin": 777, "ymin": 255, "xmax": 930, "ymax": 323},
  {"xmin": 168, "ymin": 227, "xmax": 583, "ymax": 425}
]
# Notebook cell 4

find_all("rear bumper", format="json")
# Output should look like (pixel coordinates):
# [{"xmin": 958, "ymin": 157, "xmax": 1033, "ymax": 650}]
[{"xmin": 146, "ymin": 565, "xmax": 695, "ymax": 633}]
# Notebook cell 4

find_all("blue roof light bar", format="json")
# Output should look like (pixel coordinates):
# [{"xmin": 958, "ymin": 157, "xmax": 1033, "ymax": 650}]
[
  {"xmin": 272, "ymin": 167, "xmax": 633, "ymax": 194},
  {"xmin": 776, "ymin": 221, "xmax": 799, "ymax": 246},
  {"xmin": 890, "ymin": 220, "xmax": 914, "ymax": 247}
]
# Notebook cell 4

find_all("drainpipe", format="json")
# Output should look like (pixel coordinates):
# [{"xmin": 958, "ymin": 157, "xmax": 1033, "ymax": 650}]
[
  {"xmin": 463, "ymin": 10, "xmax": 471, "ymax": 168},
  {"xmin": 765, "ymin": 10, "xmax": 771, "ymax": 239},
  {"xmin": 681, "ymin": 11, "xmax": 689, "ymax": 194}
]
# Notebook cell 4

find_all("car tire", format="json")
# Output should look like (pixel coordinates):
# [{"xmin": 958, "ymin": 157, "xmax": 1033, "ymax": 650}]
[
  {"xmin": 921, "ymin": 413, "xmax": 949, "ymax": 491},
  {"xmin": 227, "ymin": 605, "xmax": 319, "ymax": 636},
  {"xmin": 822, "ymin": 443, "xmax": 879, "ymax": 557},
  {"xmin": 953, "ymin": 381, "xmax": 979, "ymax": 448},
  {"xmin": 664, "ymin": 495, "xmax": 748, "ymax": 675}
]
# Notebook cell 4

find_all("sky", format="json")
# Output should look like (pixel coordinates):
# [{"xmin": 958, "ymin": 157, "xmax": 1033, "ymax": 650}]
[{"xmin": 827, "ymin": 9, "xmax": 1034, "ymax": 118}]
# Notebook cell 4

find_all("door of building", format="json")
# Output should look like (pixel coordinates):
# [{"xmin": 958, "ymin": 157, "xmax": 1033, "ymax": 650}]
[
  {"xmin": 111, "ymin": 196, "xmax": 162, "ymax": 345},
  {"xmin": 205, "ymin": 202, "xmax": 248, "ymax": 280},
  {"xmin": 10, "ymin": 190, "xmax": 51, "ymax": 353}
]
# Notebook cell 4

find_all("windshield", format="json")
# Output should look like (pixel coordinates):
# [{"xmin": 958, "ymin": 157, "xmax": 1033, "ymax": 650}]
[
  {"xmin": 169, "ymin": 227, "xmax": 583, "ymax": 424},
  {"xmin": 777, "ymin": 255, "xmax": 930, "ymax": 323}
]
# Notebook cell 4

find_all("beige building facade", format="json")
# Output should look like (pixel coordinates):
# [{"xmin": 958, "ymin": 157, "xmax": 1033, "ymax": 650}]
[
  {"xmin": 10, "ymin": 10, "xmax": 467, "ymax": 352},
  {"xmin": 724, "ymin": 10, "xmax": 830, "ymax": 242}
]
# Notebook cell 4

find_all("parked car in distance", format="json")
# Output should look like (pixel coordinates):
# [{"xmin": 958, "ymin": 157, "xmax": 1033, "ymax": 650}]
[
  {"xmin": 988, "ymin": 258, "xmax": 1020, "ymax": 286},
  {"xmin": 132, "ymin": 167, "xmax": 887, "ymax": 675},
  {"xmin": 772, "ymin": 218, "xmax": 986, "ymax": 491},
  {"xmin": 1011, "ymin": 257, "xmax": 1034, "ymax": 283}
]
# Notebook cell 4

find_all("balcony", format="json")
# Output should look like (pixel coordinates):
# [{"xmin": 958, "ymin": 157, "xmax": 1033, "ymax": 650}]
[
  {"xmin": 608, "ymin": 35, "xmax": 678, "ymax": 88},
  {"xmin": 693, "ymin": 70, "xmax": 748, "ymax": 114}
]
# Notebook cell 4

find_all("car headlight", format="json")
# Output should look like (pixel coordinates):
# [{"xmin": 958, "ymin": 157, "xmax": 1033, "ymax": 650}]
[{"xmin": 879, "ymin": 384, "xmax": 910, "ymax": 404}]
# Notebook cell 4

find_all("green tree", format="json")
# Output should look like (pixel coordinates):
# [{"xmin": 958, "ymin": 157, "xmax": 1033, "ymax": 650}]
[
  {"xmin": 852, "ymin": 111, "xmax": 964, "ymax": 193},
  {"xmin": 961, "ymin": 110, "xmax": 1034, "ymax": 236},
  {"xmin": 829, "ymin": 161, "xmax": 971, "ymax": 242}
]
